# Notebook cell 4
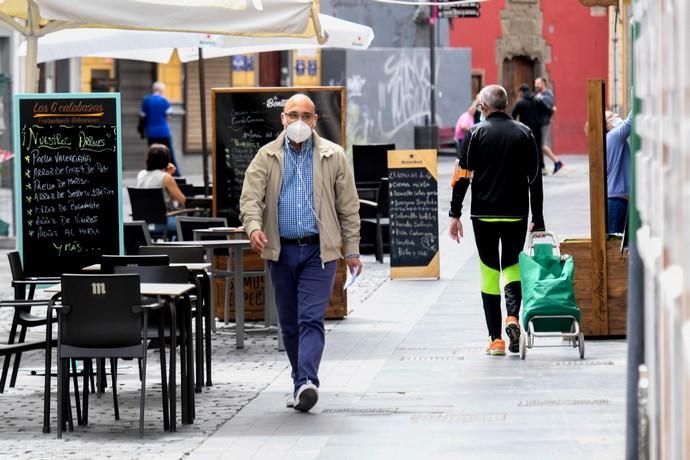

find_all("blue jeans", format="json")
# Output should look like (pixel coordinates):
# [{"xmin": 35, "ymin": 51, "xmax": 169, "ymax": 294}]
[
  {"xmin": 607, "ymin": 197, "xmax": 628, "ymax": 234},
  {"xmin": 268, "ymin": 243, "xmax": 336, "ymax": 393},
  {"xmin": 152, "ymin": 216, "xmax": 178, "ymax": 240}
]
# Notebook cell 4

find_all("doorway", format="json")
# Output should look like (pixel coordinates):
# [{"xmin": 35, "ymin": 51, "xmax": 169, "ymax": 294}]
[{"xmin": 502, "ymin": 56, "xmax": 537, "ymax": 108}]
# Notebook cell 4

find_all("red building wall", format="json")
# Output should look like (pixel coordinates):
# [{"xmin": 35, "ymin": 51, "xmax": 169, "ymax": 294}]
[{"xmin": 449, "ymin": 1, "xmax": 609, "ymax": 154}]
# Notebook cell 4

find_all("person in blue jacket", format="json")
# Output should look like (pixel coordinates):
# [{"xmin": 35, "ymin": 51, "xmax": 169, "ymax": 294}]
[
  {"xmin": 604, "ymin": 111, "xmax": 632, "ymax": 234},
  {"xmin": 139, "ymin": 81, "xmax": 180, "ymax": 176}
]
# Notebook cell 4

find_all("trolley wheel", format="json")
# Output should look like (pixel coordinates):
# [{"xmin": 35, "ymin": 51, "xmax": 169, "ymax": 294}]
[
  {"xmin": 520, "ymin": 332, "xmax": 527, "ymax": 360},
  {"xmin": 578, "ymin": 332, "xmax": 585, "ymax": 359},
  {"xmin": 569, "ymin": 324, "xmax": 578, "ymax": 347}
]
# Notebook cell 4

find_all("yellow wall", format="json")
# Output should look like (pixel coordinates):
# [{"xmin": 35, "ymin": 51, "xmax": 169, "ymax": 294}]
[
  {"xmin": 80, "ymin": 57, "xmax": 115, "ymax": 93},
  {"xmin": 231, "ymin": 54, "xmax": 257, "ymax": 87},
  {"xmin": 157, "ymin": 51, "xmax": 183, "ymax": 102},
  {"xmin": 292, "ymin": 49, "xmax": 321, "ymax": 86}
]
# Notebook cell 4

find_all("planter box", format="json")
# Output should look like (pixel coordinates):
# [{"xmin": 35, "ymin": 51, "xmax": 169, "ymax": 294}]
[
  {"xmin": 213, "ymin": 252, "xmax": 348, "ymax": 321},
  {"xmin": 560, "ymin": 236, "xmax": 628, "ymax": 337}
]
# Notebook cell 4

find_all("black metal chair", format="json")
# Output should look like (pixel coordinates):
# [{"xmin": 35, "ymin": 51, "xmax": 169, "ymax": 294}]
[
  {"xmin": 0, "ymin": 251, "xmax": 59, "ymax": 392},
  {"xmin": 127, "ymin": 187, "xmax": 202, "ymax": 240},
  {"xmin": 100, "ymin": 254, "xmax": 169, "ymax": 273},
  {"xmin": 138, "ymin": 245, "xmax": 204, "ymax": 263},
  {"xmin": 0, "ymin": 299, "xmax": 56, "ymax": 392},
  {"xmin": 137, "ymin": 245, "xmax": 212, "ymax": 388},
  {"xmin": 123, "ymin": 221, "xmax": 153, "ymax": 255},
  {"xmin": 178, "ymin": 183, "xmax": 195, "ymax": 198},
  {"xmin": 192, "ymin": 185, "xmax": 211, "ymax": 196},
  {"xmin": 359, "ymin": 178, "xmax": 390, "ymax": 263},
  {"xmin": 175, "ymin": 216, "xmax": 228, "ymax": 242},
  {"xmin": 52, "ymin": 274, "xmax": 167, "ymax": 438},
  {"xmin": 112, "ymin": 265, "xmax": 197, "ymax": 425}
]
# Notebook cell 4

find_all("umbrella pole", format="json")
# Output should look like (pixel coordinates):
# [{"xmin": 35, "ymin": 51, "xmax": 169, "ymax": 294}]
[
  {"xmin": 198, "ymin": 48, "xmax": 210, "ymax": 197},
  {"xmin": 24, "ymin": 35, "xmax": 38, "ymax": 92}
]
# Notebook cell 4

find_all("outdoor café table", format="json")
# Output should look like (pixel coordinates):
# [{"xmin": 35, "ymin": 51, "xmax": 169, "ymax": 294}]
[
  {"xmin": 155, "ymin": 239, "xmax": 251, "ymax": 349},
  {"xmin": 42, "ymin": 282, "xmax": 196, "ymax": 434},
  {"xmin": 193, "ymin": 228, "xmax": 282, "ymax": 349},
  {"xmin": 82, "ymin": 262, "xmax": 212, "ymax": 272},
  {"xmin": 82, "ymin": 262, "xmax": 213, "ymax": 390}
]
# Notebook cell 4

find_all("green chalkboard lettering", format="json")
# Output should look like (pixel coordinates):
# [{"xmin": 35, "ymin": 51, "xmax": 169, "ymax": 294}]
[
  {"xmin": 16, "ymin": 94, "xmax": 122, "ymax": 277},
  {"xmin": 27, "ymin": 126, "xmax": 72, "ymax": 150}
]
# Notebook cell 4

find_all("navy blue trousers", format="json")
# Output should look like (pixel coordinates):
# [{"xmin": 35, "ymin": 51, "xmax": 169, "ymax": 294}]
[
  {"xmin": 268, "ymin": 243, "xmax": 336, "ymax": 394},
  {"xmin": 607, "ymin": 197, "xmax": 628, "ymax": 234}
]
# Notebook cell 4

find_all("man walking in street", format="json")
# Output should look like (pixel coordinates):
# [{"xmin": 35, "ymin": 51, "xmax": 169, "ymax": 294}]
[
  {"xmin": 139, "ymin": 81, "xmax": 181, "ymax": 175},
  {"xmin": 534, "ymin": 77, "xmax": 564, "ymax": 174},
  {"xmin": 512, "ymin": 83, "xmax": 543, "ymax": 151},
  {"xmin": 240, "ymin": 94, "xmax": 362, "ymax": 412},
  {"xmin": 448, "ymin": 84, "xmax": 545, "ymax": 355}
]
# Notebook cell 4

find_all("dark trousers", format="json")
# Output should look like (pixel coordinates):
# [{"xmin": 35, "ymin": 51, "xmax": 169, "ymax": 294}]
[
  {"xmin": 472, "ymin": 218, "xmax": 528, "ymax": 340},
  {"xmin": 607, "ymin": 197, "xmax": 628, "ymax": 234},
  {"xmin": 147, "ymin": 136, "xmax": 180, "ymax": 176},
  {"xmin": 268, "ymin": 243, "xmax": 336, "ymax": 393}
]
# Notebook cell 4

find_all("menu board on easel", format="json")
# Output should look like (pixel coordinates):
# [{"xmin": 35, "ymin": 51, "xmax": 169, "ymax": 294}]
[
  {"xmin": 388, "ymin": 149, "xmax": 440, "ymax": 279},
  {"xmin": 212, "ymin": 86, "xmax": 344, "ymax": 225},
  {"xmin": 14, "ymin": 93, "xmax": 122, "ymax": 277}
]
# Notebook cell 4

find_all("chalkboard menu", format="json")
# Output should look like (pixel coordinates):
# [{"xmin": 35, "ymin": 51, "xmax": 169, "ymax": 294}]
[
  {"xmin": 213, "ymin": 87, "xmax": 344, "ymax": 225},
  {"xmin": 388, "ymin": 150, "xmax": 440, "ymax": 279},
  {"xmin": 14, "ymin": 94, "xmax": 122, "ymax": 277}
]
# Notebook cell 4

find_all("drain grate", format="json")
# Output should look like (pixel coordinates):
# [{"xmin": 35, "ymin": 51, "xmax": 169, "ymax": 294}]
[
  {"xmin": 517, "ymin": 399, "xmax": 609, "ymax": 407},
  {"xmin": 399, "ymin": 356, "xmax": 464, "ymax": 361},
  {"xmin": 411, "ymin": 413, "xmax": 507, "ymax": 424},
  {"xmin": 553, "ymin": 360, "xmax": 615, "ymax": 366},
  {"xmin": 322, "ymin": 408, "xmax": 398, "ymax": 416}
]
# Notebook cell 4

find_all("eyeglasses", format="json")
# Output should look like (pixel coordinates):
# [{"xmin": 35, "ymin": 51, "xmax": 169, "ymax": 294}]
[{"xmin": 284, "ymin": 111, "xmax": 315, "ymax": 122}]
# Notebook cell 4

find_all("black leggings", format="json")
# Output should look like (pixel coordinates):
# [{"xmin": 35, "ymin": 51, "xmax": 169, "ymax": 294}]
[{"xmin": 472, "ymin": 218, "xmax": 528, "ymax": 340}]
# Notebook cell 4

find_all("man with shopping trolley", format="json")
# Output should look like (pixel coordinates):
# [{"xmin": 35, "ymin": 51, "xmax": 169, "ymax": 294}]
[{"xmin": 448, "ymin": 84, "xmax": 545, "ymax": 356}]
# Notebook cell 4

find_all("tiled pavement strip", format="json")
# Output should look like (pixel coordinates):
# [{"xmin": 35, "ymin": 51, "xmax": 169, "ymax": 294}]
[{"xmin": 0, "ymin": 156, "xmax": 626, "ymax": 459}]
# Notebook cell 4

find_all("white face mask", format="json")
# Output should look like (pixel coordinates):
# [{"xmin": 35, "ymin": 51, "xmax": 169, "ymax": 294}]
[{"xmin": 285, "ymin": 120, "xmax": 312, "ymax": 144}]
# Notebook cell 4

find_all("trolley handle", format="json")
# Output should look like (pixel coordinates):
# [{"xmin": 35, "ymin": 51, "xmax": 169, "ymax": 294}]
[{"xmin": 528, "ymin": 230, "xmax": 561, "ymax": 256}]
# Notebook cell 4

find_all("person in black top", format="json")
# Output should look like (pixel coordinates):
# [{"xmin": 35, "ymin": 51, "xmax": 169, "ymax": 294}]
[
  {"xmin": 512, "ymin": 83, "xmax": 543, "ymax": 165},
  {"xmin": 448, "ymin": 84, "xmax": 545, "ymax": 356}
]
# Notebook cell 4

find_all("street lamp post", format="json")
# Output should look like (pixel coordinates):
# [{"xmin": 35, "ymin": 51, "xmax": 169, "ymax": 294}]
[{"xmin": 429, "ymin": 5, "xmax": 436, "ymax": 130}]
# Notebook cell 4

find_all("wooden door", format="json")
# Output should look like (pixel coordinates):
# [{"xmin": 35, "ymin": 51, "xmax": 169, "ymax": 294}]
[
  {"xmin": 502, "ymin": 56, "xmax": 536, "ymax": 108},
  {"xmin": 258, "ymin": 52, "xmax": 281, "ymax": 87}
]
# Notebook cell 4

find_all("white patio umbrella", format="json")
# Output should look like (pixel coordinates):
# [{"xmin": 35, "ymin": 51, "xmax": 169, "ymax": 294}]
[
  {"xmin": 0, "ymin": 0, "xmax": 325, "ymax": 91},
  {"xmin": 17, "ymin": 14, "xmax": 373, "ymax": 190},
  {"xmin": 19, "ymin": 14, "xmax": 374, "ymax": 63}
]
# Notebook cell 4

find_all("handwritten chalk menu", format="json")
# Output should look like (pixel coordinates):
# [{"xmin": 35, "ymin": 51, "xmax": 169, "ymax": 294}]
[
  {"xmin": 213, "ymin": 87, "xmax": 344, "ymax": 225},
  {"xmin": 14, "ymin": 94, "xmax": 122, "ymax": 277},
  {"xmin": 387, "ymin": 150, "xmax": 440, "ymax": 279}
]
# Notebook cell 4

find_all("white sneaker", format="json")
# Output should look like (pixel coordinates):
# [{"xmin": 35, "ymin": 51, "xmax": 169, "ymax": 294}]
[
  {"xmin": 286, "ymin": 395, "xmax": 296, "ymax": 409},
  {"xmin": 294, "ymin": 382, "xmax": 319, "ymax": 412}
]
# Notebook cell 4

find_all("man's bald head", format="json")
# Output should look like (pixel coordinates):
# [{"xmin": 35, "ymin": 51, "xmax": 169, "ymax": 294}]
[
  {"xmin": 285, "ymin": 94, "xmax": 315, "ymax": 114},
  {"xmin": 281, "ymin": 93, "xmax": 318, "ymax": 131}
]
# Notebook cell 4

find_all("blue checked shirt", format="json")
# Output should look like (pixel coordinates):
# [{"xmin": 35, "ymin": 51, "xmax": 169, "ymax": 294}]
[{"xmin": 278, "ymin": 136, "xmax": 319, "ymax": 239}]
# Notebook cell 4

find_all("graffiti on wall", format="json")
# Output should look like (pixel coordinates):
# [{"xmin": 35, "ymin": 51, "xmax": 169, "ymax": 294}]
[
  {"xmin": 343, "ymin": 48, "xmax": 471, "ymax": 150},
  {"xmin": 378, "ymin": 51, "xmax": 432, "ymax": 139}
]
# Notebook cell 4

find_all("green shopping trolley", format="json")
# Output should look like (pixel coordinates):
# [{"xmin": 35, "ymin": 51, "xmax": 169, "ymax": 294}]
[{"xmin": 518, "ymin": 231, "xmax": 584, "ymax": 360}]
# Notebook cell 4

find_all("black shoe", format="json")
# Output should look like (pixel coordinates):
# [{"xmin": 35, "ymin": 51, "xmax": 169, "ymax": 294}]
[{"xmin": 505, "ymin": 317, "xmax": 521, "ymax": 353}]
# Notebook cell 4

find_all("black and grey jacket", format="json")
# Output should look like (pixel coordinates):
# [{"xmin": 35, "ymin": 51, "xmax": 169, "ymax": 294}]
[{"xmin": 449, "ymin": 111, "xmax": 545, "ymax": 230}]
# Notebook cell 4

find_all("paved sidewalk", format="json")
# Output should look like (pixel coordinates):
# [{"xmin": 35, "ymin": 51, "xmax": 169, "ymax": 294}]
[
  {"xmin": 0, "ymin": 155, "xmax": 626, "ymax": 459},
  {"xmin": 188, "ymin": 155, "xmax": 625, "ymax": 459}
]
